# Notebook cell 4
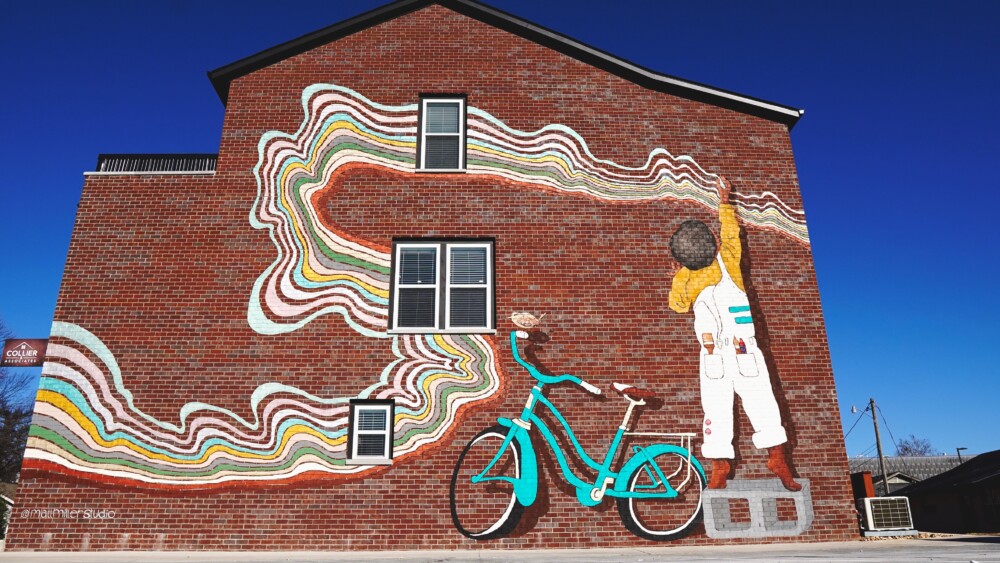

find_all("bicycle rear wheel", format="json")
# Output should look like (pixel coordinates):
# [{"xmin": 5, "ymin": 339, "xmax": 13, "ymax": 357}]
[
  {"xmin": 449, "ymin": 425, "xmax": 524, "ymax": 540},
  {"xmin": 617, "ymin": 451, "xmax": 705, "ymax": 541}
]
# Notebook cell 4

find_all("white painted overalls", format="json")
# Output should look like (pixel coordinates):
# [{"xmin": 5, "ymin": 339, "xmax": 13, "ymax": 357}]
[{"xmin": 692, "ymin": 254, "xmax": 787, "ymax": 459}]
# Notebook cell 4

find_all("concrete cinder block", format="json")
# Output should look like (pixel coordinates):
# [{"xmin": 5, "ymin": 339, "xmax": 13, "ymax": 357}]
[{"xmin": 703, "ymin": 478, "xmax": 814, "ymax": 538}]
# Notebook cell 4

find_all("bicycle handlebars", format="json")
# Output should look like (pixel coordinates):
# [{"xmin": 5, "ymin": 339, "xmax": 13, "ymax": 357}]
[
  {"xmin": 509, "ymin": 331, "xmax": 602, "ymax": 395},
  {"xmin": 578, "ymin": 380, "xmax": 602, "ymax": 395}
]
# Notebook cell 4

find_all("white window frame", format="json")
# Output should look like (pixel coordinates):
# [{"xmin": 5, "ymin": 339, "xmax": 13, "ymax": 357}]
[
  {"xmin": 392, "ymin": 243, "xmax": 440, "ymax": 331},
  {"xmin": 346, "ymin": 400, "xmax": 394, "ymax": 465},
  {"xmin": 444, "ymin": 242, "xmax": 493, "ymax": 332},
  {"xmin": 390, "ymin": 240, "xmax": 494, "ymax": 335},
  {"xmin": 417, "ymin": 97, "xmax": 466, "ymax": 172}
]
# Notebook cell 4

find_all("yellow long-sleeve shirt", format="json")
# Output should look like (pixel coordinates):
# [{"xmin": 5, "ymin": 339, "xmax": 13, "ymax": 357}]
[{"xmin": 668, "ymin": 204, "xmax": 745, "ymax": 314}]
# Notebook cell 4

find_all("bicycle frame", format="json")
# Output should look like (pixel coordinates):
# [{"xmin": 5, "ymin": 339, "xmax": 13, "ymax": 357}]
[{"xmin": 471, "ymin": 333, "xmax": 704, "ymax": 508}]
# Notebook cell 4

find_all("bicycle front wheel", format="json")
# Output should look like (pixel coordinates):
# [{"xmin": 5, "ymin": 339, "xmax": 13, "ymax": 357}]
[
  {"xmin": 617, "ymin": 451, "xmax": 705, "ymax": 541},
  {"xmin": 449, "ymin": 425, "xmax": 525, "ymax": 540}
]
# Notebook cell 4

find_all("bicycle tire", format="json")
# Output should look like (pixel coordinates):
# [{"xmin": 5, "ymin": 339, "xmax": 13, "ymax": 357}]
[
  {"xmin": 617, "ymin": 450, "xmax": 705, "ymax": 541},
  {"xmin": 449, "ymin": 425, "xmax": 525, "ymax": 540}
]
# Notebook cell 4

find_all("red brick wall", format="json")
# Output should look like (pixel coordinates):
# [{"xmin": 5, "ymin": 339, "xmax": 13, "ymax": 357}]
[{"xmin": 7, "ymin": 4, "xmax": 857, "ymax": 550}]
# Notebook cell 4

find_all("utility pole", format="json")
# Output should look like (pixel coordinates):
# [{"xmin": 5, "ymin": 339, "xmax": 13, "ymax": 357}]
[{"xmin": 870, "ymin": 398, "xmax": 889, "ymax": 496}]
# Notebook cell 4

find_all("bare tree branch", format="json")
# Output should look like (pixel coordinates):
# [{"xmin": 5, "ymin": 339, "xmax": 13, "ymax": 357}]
[
  {"xmin": 0, "ymin": 316, "xmax": 35, "ymax": 484},
  {"xmin": 896, "ymin": 434, "xmax": 941, "ymax": 456}
]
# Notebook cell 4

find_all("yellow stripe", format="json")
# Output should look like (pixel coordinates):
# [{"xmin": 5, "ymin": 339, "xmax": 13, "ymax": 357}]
[
  {"xmin": 276, "ymin": 120, "xmax": 411, "ymax": 293},
  {"xmin": 36, "ymin": 390, "xmax": 347, "ymax": 466},
  {"xmin": 470, "ymin": 144, "xmax": 698, "ymax": 195},
  {"xmin": 393, "ymin": 336, "xmax": 483, "ymax": 425}
]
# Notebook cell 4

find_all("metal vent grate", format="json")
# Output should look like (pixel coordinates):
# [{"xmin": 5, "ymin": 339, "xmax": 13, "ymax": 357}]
[
  {"xmin": 95, "ymin": 154, "xmax": 217, "ymax": 173},
  {"xmin": 860, "ymin": 497, "xmax": 914, "ymax": 530}
]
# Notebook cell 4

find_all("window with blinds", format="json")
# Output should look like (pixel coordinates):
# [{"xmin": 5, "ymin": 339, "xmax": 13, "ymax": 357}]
[
  {"xmin": 391, "ymin": 240, "xmax": 494, "ymax": 333},
  {"xmin": 346, "ymin": 400, "xmax": 394, "ymax": 465},
  {"xmin": 448, "ymin": 246, "xmax": 488, "ymax": 327},
  {"xmin": 396, "ymin": 245, "xmax": 438, "ymax": 329},
  {"xmin": 419, "ymin": 97, "xmax": 465, "ymax": 170}
]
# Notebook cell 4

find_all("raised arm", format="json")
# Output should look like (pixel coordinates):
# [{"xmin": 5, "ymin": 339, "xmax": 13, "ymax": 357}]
[{"xmin": 716, "ymin": 176, "xmax": 745, "ymax": 290}]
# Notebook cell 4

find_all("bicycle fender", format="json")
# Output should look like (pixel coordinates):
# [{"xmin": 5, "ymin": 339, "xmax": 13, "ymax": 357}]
[
  {"xmin": 497, "ymin": 418, "xmax": 539, "ymax": 506},
  {"xmin": 612, "ymin": 444, "xmax": 706, "ymax": 493}
]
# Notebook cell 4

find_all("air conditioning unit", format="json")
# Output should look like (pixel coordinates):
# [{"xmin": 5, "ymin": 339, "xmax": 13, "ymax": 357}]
[{"xmin": 858, "ymin": 496, "xmax": 914, "ymax": 531}]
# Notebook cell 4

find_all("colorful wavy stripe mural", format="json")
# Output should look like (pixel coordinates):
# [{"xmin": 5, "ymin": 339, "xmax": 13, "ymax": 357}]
[
  {"xmin": 23, "ymin": 83, "xmax": 809, "ymax": 488},
  {"xmin": 250, "ymin": 84, "xmax": 809, "ymax": 335},
  {"xmin": 26, "ymin": 322, "xmax": 500, "ymax": 487}
]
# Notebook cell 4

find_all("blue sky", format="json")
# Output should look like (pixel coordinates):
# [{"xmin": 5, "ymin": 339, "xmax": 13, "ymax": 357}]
[{"xmin": 1, "ymin": 0, "xmax": 997, "ymax": 458}]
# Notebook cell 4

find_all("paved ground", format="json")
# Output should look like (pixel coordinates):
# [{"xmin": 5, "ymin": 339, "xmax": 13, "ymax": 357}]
[{"xmin": 1, "ymin": 536, "xmax": 998, "ymax": 562}]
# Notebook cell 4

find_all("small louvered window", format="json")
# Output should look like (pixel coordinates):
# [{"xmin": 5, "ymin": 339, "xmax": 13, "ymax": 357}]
[
  {"xmin": 347, "ymin": 400, "xmax": 394, "ymax": 465},
  {"xmin": 391, "ymin": 241, "xmax": 493, "ymax": 333},
  {"xmin": 419, "ymin": 98, "xmax": 465, "ymax": 170}
]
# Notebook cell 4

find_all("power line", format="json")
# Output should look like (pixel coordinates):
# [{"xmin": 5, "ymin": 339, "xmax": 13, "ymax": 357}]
[
  {"xmin": 848, "ymin": 444, "xmax": 880, "ymax": 475},
  {"xmin": 851, "ymin": 443, "xmax": 877, "ymax": 458},
  {"xmin": 843, "ymin": 407, "xmax": 868, "ymax": 439},
  {"xmin": 877, "ymin": 405, "xmax": 900, "ymax": 454}
]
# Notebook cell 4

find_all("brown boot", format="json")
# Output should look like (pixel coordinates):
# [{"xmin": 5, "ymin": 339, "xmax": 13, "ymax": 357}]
[
  {"xmin": 767, "ymin": 446, "xmax": 802, "ymax": 491},
  {"xmin": 708, "ymin": 459, "xmax": 731, "ymax": 489}
]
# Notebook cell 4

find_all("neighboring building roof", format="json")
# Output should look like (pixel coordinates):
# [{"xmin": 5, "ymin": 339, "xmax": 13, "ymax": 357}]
[
  {"xmin": 207, "ymin": 0, "xmax": 804, "ymax": 129},
  {"xmin": 896, "ymin": 449, "xmax": 1000, "ymax": 496},
  {"xmin": 849, "ymin": 455, "xmax": 970, "ymax": 483},
  {"xmin": 885, "ymin": 472, "xmax": 918, "ymax": 484}
]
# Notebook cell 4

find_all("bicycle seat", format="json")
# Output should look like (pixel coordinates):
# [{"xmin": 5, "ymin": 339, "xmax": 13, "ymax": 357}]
[{"xmin": 612, "ymin": 382, "xmax": 657, "ymax": 401}]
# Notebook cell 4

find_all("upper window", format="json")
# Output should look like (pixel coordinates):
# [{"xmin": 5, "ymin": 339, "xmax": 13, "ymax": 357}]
[
  {"xmin": 418, "ymin": 97, "xmax": 466, "ymax": 171},
  {"xmin": 390, "ymin": 240, "xmax": 494, "ymax": 333}
]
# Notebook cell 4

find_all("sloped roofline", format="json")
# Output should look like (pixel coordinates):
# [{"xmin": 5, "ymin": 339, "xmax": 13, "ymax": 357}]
[{"xmin": 207, "ymin": 0, "xmax": 804, "ymax": 128}]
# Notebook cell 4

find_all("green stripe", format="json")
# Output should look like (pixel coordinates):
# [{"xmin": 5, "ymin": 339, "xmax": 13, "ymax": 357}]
[
  {"xmin": 286, "ymin": 141, "xmax": 416, "ymax": 275},
  {"xmin": 394, "ymin": 336, "xmax": 493, "ymax": 445},
  {"xmin": 29, "ymin": 427, "xmax": 346, "ymax": 478}
]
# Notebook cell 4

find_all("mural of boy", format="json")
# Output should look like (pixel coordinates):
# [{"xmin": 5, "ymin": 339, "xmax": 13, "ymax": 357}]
[{"xmin": 667, "ymin": 177, "xmax": 800, "ymax": 492}]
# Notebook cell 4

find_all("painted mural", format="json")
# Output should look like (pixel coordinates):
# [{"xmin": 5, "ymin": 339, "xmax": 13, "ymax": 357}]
[
  {"xmin": 28, "ymin": 322, "xmax": 499, "ymax": 487},
  {"xmin": 451, "ymin": 186, "xmax": 815, "ymax": 541},
  {"xmin": 668, "ymin": 177, "xmax": 799, "ymax": 491},
  {"xmin": 23, "ymin": 79, "xmax": 813, "ymax": 538},
  {"xmin": 450, "ymin": 321, "xmax": 707, "ymax": 541},
  {"xmin": 248, "ymin": 85, "xmax": 808, "ymax": 345}
]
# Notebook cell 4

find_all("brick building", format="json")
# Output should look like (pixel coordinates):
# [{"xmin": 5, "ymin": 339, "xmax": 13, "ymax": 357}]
[{"xmin": 7, "ymin": 0, "xmax": 857, "ymax": 551}]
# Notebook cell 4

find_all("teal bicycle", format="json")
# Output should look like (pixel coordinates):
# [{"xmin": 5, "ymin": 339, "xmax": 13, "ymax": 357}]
[{"xmin": 449, "ymin": 330, "xmax": 707, "ymax": 541}]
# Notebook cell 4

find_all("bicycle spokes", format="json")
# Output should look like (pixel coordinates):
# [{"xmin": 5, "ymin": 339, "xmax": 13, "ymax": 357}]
[
  {"xmin": 617, "ymin": 451, "xmax": 706, "ymax": 541},
  {"xmin": 450, "ymin": 426, "xmax": 525, "ymax": 540},
  {"xmin": 450, "ymin": 331, "xmax": 706, "ymax": 541}
]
